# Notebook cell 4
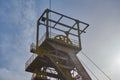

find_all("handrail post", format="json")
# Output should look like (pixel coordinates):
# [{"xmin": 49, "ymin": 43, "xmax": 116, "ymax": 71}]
[{"xmin": 46, "ymin": 9, "xmax": 49, "ymax": 38}]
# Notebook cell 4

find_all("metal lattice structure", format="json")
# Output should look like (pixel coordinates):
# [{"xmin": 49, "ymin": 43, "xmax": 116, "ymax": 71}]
[{"xmin": 25, "ymin": 9, "xmax": 91, "ymax": 80}]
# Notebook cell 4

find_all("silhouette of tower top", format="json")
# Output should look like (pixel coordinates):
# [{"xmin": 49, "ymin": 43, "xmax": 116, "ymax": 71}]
[{"xmin": 25, "ymin": 9, "xmax": 91, "ymax": 80}]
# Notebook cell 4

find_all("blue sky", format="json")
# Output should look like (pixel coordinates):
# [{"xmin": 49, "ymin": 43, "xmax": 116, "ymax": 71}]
[{"xmin": 0, "ymin": 0, "xmax": 120, "ymax": 80}]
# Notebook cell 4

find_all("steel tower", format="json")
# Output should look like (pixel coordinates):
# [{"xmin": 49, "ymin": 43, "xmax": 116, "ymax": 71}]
[{"xmin": 25, "ymin": 9, "xmax": 91, "ymax": 80}]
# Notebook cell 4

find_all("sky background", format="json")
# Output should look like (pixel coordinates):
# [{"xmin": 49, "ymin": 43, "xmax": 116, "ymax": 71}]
[{"xmin": 0, "ymin": 0, "xmax": 120, "ymax": 80}]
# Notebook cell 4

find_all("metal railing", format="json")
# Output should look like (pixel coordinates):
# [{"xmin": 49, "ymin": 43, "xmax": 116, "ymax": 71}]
[
  {"xmin": 25, "ymin": 32, "xmax": 79, "ymax": 69},
  {"xmin": 49, "ymin": 32, "xmax": 79, "ymax": 47},
  {"xmin": 38, "ymin": 32, "xmax": 79, "ymax": 47},
  {"xmin": 25, "ymin": 53, "xmax": 38, "ymax": 69}
]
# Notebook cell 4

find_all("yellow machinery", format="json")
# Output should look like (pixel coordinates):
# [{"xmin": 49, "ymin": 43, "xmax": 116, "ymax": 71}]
[{"xmin": 25, "ymin": 9, "xmax": 91, "ymax": 80}]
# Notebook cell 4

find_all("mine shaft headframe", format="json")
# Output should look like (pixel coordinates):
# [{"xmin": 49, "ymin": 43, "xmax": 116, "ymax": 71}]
[{"xmin": 36, "ymin": 9, "xmax": 89, "ymax": 48}]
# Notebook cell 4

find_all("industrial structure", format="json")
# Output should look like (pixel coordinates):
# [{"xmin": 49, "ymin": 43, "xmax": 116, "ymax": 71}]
[{"xmin": 25, "ymin": 9, "xmax": 91, "ymax": 80}]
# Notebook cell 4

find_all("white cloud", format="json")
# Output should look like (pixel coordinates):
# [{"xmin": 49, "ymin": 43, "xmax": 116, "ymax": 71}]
[
  {"xmin": 0, "ymin": 0, "xmax": 37, "ymax": 80},
  {"xmin": 0, "ymin": 68, "xmax": 31, "ymax": 80}
]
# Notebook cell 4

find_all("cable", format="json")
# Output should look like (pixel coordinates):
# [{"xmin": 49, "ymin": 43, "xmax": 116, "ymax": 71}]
[
  {"xmin": 49, "ymin": 0, "xmax": 51, "ymax": 10},
  {"xmin": 80, "ymin": 58, "xmax": 99, "ymax": 80},
  {"xmin": 81, "ymin": 51, "xmax": 111, "ymax": 80}
]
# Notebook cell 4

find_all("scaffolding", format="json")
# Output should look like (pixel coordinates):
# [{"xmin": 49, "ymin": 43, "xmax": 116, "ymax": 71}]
[{"xmin": 25, "ymin": 9, "xmax": 91, "ymax": 80}]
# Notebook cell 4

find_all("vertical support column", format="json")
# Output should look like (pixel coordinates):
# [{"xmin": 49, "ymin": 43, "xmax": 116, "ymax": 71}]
[
  {"xmin": 46, "ymin": 10, "xmax": 49, "ymax": 38},
  {"xmin": 68, "ymin": 51, "xmax": 92, "ymax": 80},
  {"xmin": 36, "ymin": 21, "xmax": 39, "ymax": 51},
  {"xmin": 77, "ymin": 21, "xmax": 82, "ymax": 49}
]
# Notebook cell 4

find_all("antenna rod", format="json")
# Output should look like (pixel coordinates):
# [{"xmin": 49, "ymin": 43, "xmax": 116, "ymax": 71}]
[{"xmin": 49, "ymin": 0, "xmax": 51, "ymax": 10}]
